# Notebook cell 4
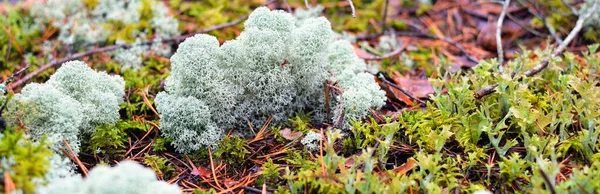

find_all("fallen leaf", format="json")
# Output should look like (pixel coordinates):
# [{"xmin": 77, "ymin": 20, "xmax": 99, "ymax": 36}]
[
  {"xmin": 354, "ymin": 46, "xmax": 378, "ymax": 59},
  {"xmin": 344, "ymin": 157, "xmax": 355, "ymax": 168},
  {"xmin": 280, "ymin": 128, "xmax": 302, "ymax": 140},
  {"xmin": 186, "ymin": 156, "xmax": 210, "ymax": 178},
  {"xmin": 392, "ymin": 72, "xmax": 435, "ymax": 99},
  {"xmin": 392, "ymin": 158, "xmax": 417, "ymax": 175},
  {"xmin": 191, "ymin": 166, "xmax": 211, "ymax": 178},
  {"xmin": 4, "ymin": 171, "xmax": 16, "ymax": 194}
]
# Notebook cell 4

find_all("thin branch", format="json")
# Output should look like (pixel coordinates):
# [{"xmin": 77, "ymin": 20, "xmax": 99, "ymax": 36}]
[
  {"xmin": 362, "ymin": 42, "xmax": 407, "ymax": 60},
  {"xmin": 538, "ymin": 168, "xmax": 557, "ymax": 194},
  {"xmin": 241, "ymin": 186, "xmax": 271, "ymax": 194},
  {"xmin": 381, "ymin": 0, "xmax": 389, "ymax": 32},
  {"xmin": 395, "ymin": 19, "xmax": 480, "ymax": 63},
  {"xmin": 304, "ymin": 0, "xmax": 310, "ymax": 7},
  {"xmin": 523, "ymin": 0, "xmax": 564, "ymax": 43},
  {"xmin": 281, "ymin": 0, "xmax": 292, "ymax": 13},
  {"xmin": 347, "ymin": 0, "xmax": 356, "ymax": 18},
  {"xmin": 496, "ymin": 0, "xmax": 511, "ymax": 73},
  {"xmin": 475, "ymin": 0, "xmax": 598, "ymax": 99},
  {"xmin": 8, "ymin": 0, "xmax": 278, "ymax": 90},
  {"xmin": 376, "ymin": 72, "xmax": 426, "ymax": 105},
  {"xmin": 506, "ymin": 13, "xmax": 547, "ymax": 37},
  {"xmin": 525, "ymin": 0, "xmax": 598, "ymax": 76}
]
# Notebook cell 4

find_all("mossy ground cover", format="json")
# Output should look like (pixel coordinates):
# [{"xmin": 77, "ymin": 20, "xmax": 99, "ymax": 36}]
[{"xmin": 1, "ymin": 0, "xmax": 600, "ymax": 193}]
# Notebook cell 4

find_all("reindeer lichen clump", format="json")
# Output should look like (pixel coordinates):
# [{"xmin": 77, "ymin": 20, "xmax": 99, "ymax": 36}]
[{"xmin": 156, "ymin": 7, "xmax": 386, "ymax": 153}]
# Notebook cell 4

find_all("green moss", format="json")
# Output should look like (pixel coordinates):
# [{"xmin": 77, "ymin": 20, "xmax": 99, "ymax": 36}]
[
  {"xmin": 87, "ymin": 120, "xmax": 147, "ymax": 159},
  {"xmin": 0, "ymin": 129, "xmax": 52, "ymax": 193},
  {"xmin": 143, "ymin": 153, "xmax": 175, "ymax": 179},
  {"xmin": 213, "ymin": 136, "xmax": 250, "ymax": 165},
  {"xmin": 256, "ymin": 158, "xmax": 282, "ymax": 188}
]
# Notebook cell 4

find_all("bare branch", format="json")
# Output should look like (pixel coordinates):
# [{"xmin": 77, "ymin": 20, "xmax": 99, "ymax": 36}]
[
  {"xmin": 362, "ymin": 42, "xmax": 407, "ymax": 60},
  {"xmin": 475, "ymin": 0, "xmax": 598, "ymax": 99},
  {"xmin": 281, "ymin": 0, "xmax": 292, "ymax": 13},
  {"xmin": 496, "ymin": 0, "xmax": 511, "ymax": 73},
  {"xmin": 376, "ymin": 72, "xmax": 426, "ymax": 105},
  {"xmin": 381, "ymin": 0, "xmax": 389, "ymax": 31},
  {"xmin": 506, "ymin": 13, "xmax": 547, "ymax": 37},
  {"xmin": 347, "ymin": 0, "xmax": 356, "ymax": 18}
]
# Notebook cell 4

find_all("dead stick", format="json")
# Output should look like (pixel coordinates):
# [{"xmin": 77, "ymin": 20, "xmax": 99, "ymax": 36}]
[
  {"xmin": 496, "ymin": 0, "xmax": 511, "ymax": 73},
  {"xmin": 347, "ymin": 0, "xmax": 356, "ymax": 18},
  {"xmin": 475, "ymin": 0, "xmax": 598, "ymax": 99}
]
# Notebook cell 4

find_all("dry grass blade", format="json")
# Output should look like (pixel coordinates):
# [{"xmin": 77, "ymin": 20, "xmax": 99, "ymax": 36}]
[
  {"xmin": 141, "ymin": 85, "xmax": 159, "ymax": 117},
  {"xmin": 0, "ymin": 25, "xmax": 22, "ymax": 54},
  {"xmin": 208, "ymin": 146, "xmax": 224, "ymax": 191},
  {"xmin": 60, "ymin": 139, "xmax": 89, "ymax": 175},
  {"xmin": 124, "ymin": 125, "xmax": 155, "ymax": 157}
]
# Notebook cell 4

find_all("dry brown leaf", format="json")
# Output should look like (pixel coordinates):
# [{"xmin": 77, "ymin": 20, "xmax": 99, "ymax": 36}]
[
  {"xmin": 4, "ymin": 171, "xmax": 16, "ymax": 194},
  {"xmin": 392, "ymin": 72, "xmax": 435, "ymax": 99},
  {"xmin": 344, "ymin": 157, "xmax": 355, "ymax": 168},
  {"xmin": 191, "ymin": 166, "xmax": 211, "ymax": 178},
  {"xmin": 392, "ymin": 158, "xmax": 417, "ymax": 175},
  {"xmin": 280, "ymin": 128, "xmax": 302, "ymax": 140}
]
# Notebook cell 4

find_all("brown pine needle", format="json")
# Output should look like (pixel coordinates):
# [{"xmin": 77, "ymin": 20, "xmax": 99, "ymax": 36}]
[
  {"xmin": 208, "ymin": 146, "xmax": 224, "ymax": 190},
  {"xmin": 141, "ymin": 85, "xmax": 160, "ymax": 117},
  {"xmin": 61, "ymin": 139, "xmax": 89, "ymax": 175}
]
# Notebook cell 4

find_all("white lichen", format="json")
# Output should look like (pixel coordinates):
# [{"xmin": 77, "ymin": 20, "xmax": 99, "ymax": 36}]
[
  {"xmin": 156, "ymin": 7, "xmax": 386, "ymax": 153},
  {"xmin": 36, "ymin": 161, "xmax": 181, "ymax": 194},
  {"xmin": 301, "ymin": 131, "xmax": 323, "ymax": 152}
]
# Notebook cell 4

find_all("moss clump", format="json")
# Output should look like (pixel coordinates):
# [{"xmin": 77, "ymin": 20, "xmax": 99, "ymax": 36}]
[{"xmin": 0, "ymin": 129, "xmax": 52, "ymax": 193}]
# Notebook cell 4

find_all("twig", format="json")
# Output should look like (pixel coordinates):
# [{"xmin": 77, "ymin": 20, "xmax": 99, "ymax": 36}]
[
  {"xmin": 61, "ymin": 139, "xmax": 89, "ymax": 175},
  {"xmin": 347, "ymin": 0, "xmax": 356, "ymax": 18},
  {"xmin": 281, "ymin": 0, "xmax": 292, "ymax": 13},
  {"xmin": 207, "ymin": 146, "xmax": 223, "ymax": 190},
  {"xmin": 381, "ymin": 0, "xmax": 389, "ymax": 32},
  {"xmin": 8, "ymin": 0, "xmax": 278, "ymax": 90},
  {"xmin": 522, "ymin": 0, "xmax": 564, "ymax": 44},
  {"xmin": 241, "ymin": 186, "xmax": 270, "ymax": 194},
  {"xmin": 362, "ymin": 42, "xmax": 407, "ymax": 60},
  {"xmin": 496, "ymin": 0, "xmax": 511, "ymax": 73},
  {"xmin": 506, "ymin": 13, "xmax": 547, "ymax": 37},
  {"xmin": 304, "ymin": 0, "xmax": 310, "ymax": 7},
  {"xmin": 1, "ymin": 66, "xmax": 28, "ymax": 119},
  {"xmin": 475, "ymin": 0, "xmax": 598, "ymax": 99},
  {"xmin": 538, "ymin": 168, "xmax": 557, "ymax": 194},
  {"xmin": 525, "ymin": 0, "xmax": 598, "ymax": 76},
  {"xmin": 376, "ymin": 72, "xmax": 426, "ymax": 105}
]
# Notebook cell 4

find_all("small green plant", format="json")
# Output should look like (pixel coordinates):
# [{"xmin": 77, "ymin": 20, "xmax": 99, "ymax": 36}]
[
  {"xmin": 0, "ymin": 129, "xmax": 52, "ymax": 193},
  {"xmin": 88, "ymin": 120, "xmax": 143, "ymax": 158},
  {"xmin": 213, "ymin": 136, "xmax": 251, "ymax": 166},
  {"xmin": 256, "ymin": 158, "xmax": 282, "ymax": 188},
  {"xmin": 143, "ymin": 154, "xmax": 175, "ymax": 179}
]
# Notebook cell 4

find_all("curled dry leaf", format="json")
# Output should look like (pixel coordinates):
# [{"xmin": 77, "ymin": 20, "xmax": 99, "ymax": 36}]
[
  {"xmin": 392, "ymin": 72, "xmax": 435, "ymax": 99},
  {"xmin": 280, "ymin": 128, "xmax": 303, "ymax": 140},
  {"xmin": 392, "ymin": 158, "xmax": 417, "ymax": 175}
]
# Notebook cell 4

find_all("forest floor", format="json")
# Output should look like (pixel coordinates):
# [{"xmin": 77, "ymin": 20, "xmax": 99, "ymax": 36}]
[{"xmin": 2, "ymin": 0, "xmax": 600, "ymax": 193}]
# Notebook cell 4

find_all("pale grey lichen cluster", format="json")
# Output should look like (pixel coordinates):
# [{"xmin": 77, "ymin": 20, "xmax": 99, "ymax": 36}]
[
  {"xmin": 3, "ymin": 61, "xmax": 124, "ymax": 183},
  {"xmin": 30, "ymin": 0, "xmax": 179, "ymax": 69},
  {"xmin": 301, "ymin": 131, "xmax": 323, "ymax": 152},
  {"xmin": 36, "ymin": 161, "xmax": 181, "ymax": 194},
  {"xmin": 156, "ymin": 7, "xmax": 386, "ymax": 153},
  {"xmin": 583, "ymin": 0, "xmax": 600, "ymax": 28},
  {"xmin": 5, "ymin": 61, "xmax": 124, "ymax": 152}
]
